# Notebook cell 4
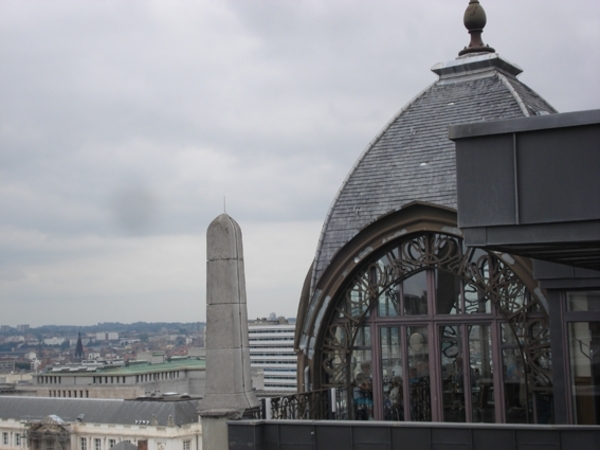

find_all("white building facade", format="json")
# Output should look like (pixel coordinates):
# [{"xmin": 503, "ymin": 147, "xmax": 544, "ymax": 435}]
[
  {"xmin": 33, "ymin": 359, "xmax": 205, "ymax": 399},
  {"xmin": 248, "ymin": 321, "xmax": 297, "ymax": 393}
]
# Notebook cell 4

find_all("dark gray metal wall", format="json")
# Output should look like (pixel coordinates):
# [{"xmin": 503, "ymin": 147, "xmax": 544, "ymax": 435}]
[
  {"xmin": 449, "ymin": 109, "xmax": 600, "ymax": 270},
  {"xmin": 229, "ymin": 420, "xmax": 600, "ymax": 450}
]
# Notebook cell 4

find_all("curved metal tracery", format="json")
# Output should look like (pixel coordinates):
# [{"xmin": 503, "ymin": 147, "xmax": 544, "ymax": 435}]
[{"xmin": 320, "ymin": 232, "xmax": 551, "ymax": 401}]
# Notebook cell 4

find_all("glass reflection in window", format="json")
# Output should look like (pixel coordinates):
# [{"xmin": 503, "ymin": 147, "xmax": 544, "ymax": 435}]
[
  {"xmin": 568, "ymin": 321, "xmax": 600, "ymax": 425},
  {"xmin": 404, "ymin": 271, "xmax": 428, "ymax": 315}
]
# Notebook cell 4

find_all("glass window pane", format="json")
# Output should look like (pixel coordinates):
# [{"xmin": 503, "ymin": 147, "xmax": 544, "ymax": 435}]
[
  {"xmin": 440, "ymin": 325, "xmax": 466, "ymax": 422},
  {"xmin": 380, "ymin": 327, "xmax": 404, "ymax": 421},
  {"xmin": 568, "ymin": 321, "xmax": 600, "ymax": 424},
  {"xmin": 351, "ymin": 350, "xmax": 373, "ymax": 420},
  {"xmin": 469, "ymin": 325, "xmax": 495, "ymax": 422},
  {"xmin": 464, "ymin": 282, "xmax": 491, "ymax": 314},
  {"xmin": 355, "ymin": 325, "xmax": 371, "ymax": 347},
  {"xmin": 464, "ymin": 254, "xmax": 492, "ymax": 314},
  {"xmin": 436, "ymin": 270, "xmax": 460, "ymax": 314},
  {"xmin": 407, "ymin": 326, "xmax": 431, "ymax": 421},
  {"xmin": 502, "ymin": 348, "xmax": 531, "ymax": 423},
  {"xmin": 379, "ymin": 284, "xmax": 401, "ymax": 317},
  {"xmin": 501, "ymin": 322, "xmax": 522, "ymax": 346},
  {"xmin": 346, "ymin": 282, "xmax": 371, "ymax": 318},
  {"xmin": 324, "ymin": 325, "xmax": 351, "ymax": 386},
  {"xmin": 567, "ymin": 291, "xmax": 600, "ymax": 312},
  {"xmin": 404, "ymin": 271, "xmax": 428, "ymax": 315}
]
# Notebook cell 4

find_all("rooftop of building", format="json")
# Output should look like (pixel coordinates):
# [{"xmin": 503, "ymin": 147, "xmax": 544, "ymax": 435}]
[
  {"xmin": 0, "ymin": 396, "xmax": 199, "ymax": 425},
  {"xmin": 41, "ymin": 357, "xmax": 205, "ymax": 377}
]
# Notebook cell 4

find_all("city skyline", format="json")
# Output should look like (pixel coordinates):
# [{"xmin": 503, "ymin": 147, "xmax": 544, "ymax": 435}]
[{"xmin": 1, "ymin": 0, "xmax": 599, "ymax": 326}]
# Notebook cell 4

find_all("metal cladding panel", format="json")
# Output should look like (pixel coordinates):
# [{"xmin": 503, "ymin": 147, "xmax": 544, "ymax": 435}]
[
  {"xmin": 456, "ymin": 133, "xmax": 516, "ymax": 228},
  {"xmin": 472, "ymin": 429, "xmax": 515, "ymax": 450},
  {"xmin": 451, "ymin": 110, "xmax": 600, "ymax": 270},
  {"xmin": 228, "ymin": 423, "xmax": 262, "ymax": 450},
  {"xmin": 515, "ymin": 429, "xmax": 561, "ymax": 448},
  {"xmin": 532, "ymin": 259, "xmax": 600, "ymax": 289},
  {"xmin": 228, "ymin": 422, "xmax": 600, "ymax": 450},
  {"xmin": 390, "ymin": 427, "xmax": 431, "ymax": 450},
  {"xmin": 533, "ymin": 259, "xmax": 600, "ymax": 281},
  {"xmin": 431, "ymin": 427, "xmax": 472, "ymax": 450},
  {"xmin": 315, "ymin": 426, "xmax": 352, "ymax": 449},
  {"xmin": 278, "ymin": 424, "xmax": 314, "ymax": 446},
  {"xmin": 353, "ymin": 425, "xmax": 389, "ymax": 445},
  {"xmin": 263, "ymin": 424, "xmax": 281, "ymax": 450},
  {"xmin": 559, "ymin": 429, "xmax": 600, "ymax": 450},
  {"xmin": 452, "ymin": 111, "xmax": 600, "ymax": 229},
  {"xmin": 517, "ymin": 124, "xmax": 600, "ymax": 224}
]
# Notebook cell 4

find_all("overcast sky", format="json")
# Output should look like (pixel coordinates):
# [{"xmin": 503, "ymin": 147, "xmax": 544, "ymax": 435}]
[{"xmin": 1, "ymin": 0, "xmax": 599, "ymax": 327}]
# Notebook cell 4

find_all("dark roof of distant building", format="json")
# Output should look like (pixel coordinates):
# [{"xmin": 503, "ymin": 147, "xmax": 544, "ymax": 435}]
[
  {"xmin": 309, "ymin": 52, "xmax": 556, "ymax": 296},
  {"xmin": 0, "ymin": 396, "xmax": 199, "ymax": 425}
]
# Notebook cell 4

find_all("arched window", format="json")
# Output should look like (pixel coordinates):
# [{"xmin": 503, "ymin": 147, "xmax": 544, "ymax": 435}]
[{"xmin": 317, "ymin": 232, "xmax": 552, "ymax": 423}]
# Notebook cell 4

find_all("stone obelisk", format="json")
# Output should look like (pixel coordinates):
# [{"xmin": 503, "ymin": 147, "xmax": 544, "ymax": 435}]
[{"xmin": 199, "ymin": 214, "xmax": 258, "ymax": 450}]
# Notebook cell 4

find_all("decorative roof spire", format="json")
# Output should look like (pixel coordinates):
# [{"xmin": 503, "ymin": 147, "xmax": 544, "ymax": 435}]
[
  {"xmin": 459, "ymin": 0, "xmax": 495, "ymax": 56},
  {"xmin": 74, "ymin": 331, "xmax": 85, "ymax": 361}
]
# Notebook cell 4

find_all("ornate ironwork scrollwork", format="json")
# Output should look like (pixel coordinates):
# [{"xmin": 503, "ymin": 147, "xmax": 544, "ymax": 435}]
[
  {"xmin": 319, "ymin": 232, "xmax": 551, "ymax": 418},
  {"xmin": 269, "ymin": 389, "xmax": 330, "ymax": 420}
]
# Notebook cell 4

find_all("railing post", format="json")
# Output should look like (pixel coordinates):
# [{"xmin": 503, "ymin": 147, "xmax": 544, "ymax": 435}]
[
  {"xmin": 262, "ymin": 397, "xmax": 272, "ymax": 420},
  {"xmin": 329, "ymin": 387, "xmax": 336, "ymax": 420}
]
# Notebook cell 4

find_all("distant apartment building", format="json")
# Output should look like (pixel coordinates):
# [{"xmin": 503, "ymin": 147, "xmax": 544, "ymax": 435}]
[
  {"xmin": 70, "ymin": 337, "xmax": 92, "ymax": 346},
  {"xmin": 95, "ymin": 332, "xmax": 119, "ymax": 341},
  {"xmin": 15, "ymin": 325, "xmax": 29, "ymax": 333},
  {"xmin": 43, "ymin": 337, "xmax": 67, "ymax": 346},
  {"xmin": 0, "ymin": 360, "xmax": 16, "ymax": 374},
  {"xmin": 32, "ymin": 357, "xmax": 205, "ymax": 399},
  {"xmin": 248, "ymin": 319, "xmax": 297, "ymax": 393}
]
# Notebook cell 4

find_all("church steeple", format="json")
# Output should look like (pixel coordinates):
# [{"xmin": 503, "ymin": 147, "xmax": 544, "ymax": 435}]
[
  {"xmin": 459, "ymin": 0, "xmax": 495, "ymax": 56},
  {"xmin": 74, "ymin": 331, "xmax": 85, "ymax": 361}
]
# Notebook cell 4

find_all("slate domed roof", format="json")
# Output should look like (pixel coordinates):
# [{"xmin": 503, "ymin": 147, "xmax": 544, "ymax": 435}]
[{"xmin": 309, "ymin": 51, "xmax": 556, "ymax": 298}]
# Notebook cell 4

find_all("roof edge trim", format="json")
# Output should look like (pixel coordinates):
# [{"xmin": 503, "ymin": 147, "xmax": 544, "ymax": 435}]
[
  {"xmin": 497, "ymin": 72, "xmax": 530, "ymax": 117},
  {"xmin": 431, "ymin": 53, "xmax": 522, "ymax": 78},
  {"xmin": 449, "ymin": 108, "xmax": 600, "ymax": 139}
]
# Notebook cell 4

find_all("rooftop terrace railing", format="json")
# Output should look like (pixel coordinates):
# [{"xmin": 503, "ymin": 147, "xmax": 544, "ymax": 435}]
[{"xmin": 255, "ymin": 388, "xmax": 349, "ymax": 421}]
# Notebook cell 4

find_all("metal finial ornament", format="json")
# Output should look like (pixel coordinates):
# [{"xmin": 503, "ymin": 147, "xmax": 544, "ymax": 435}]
[{"xmin": 458, "ymin": 0, "xmax": 495, "ymax": 56}]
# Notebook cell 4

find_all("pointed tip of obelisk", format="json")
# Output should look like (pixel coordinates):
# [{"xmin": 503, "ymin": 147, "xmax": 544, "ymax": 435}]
[
  {"xmin": 207, "ymin": 213, "xmax": 243, "ymax": 261},
  {"xmin": 209, "ymin": 212, "xmax": 237, "ymax": 228}
]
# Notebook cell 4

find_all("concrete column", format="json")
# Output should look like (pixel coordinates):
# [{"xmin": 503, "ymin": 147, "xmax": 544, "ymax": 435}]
[{"xmin": 199, "ymin": 214, "xmax": 259, "ymax": 450}]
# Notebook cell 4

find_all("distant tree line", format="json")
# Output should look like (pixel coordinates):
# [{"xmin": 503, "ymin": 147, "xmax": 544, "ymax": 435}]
[{"xmin": 0, "ymin": 322, "xmax": 205, "ymax": 337}]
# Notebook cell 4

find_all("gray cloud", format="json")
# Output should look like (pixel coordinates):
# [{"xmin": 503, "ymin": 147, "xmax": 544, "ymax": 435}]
[{"xmin": 1, "ymin": 0, "xmax": 598, "ymax": 326}]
